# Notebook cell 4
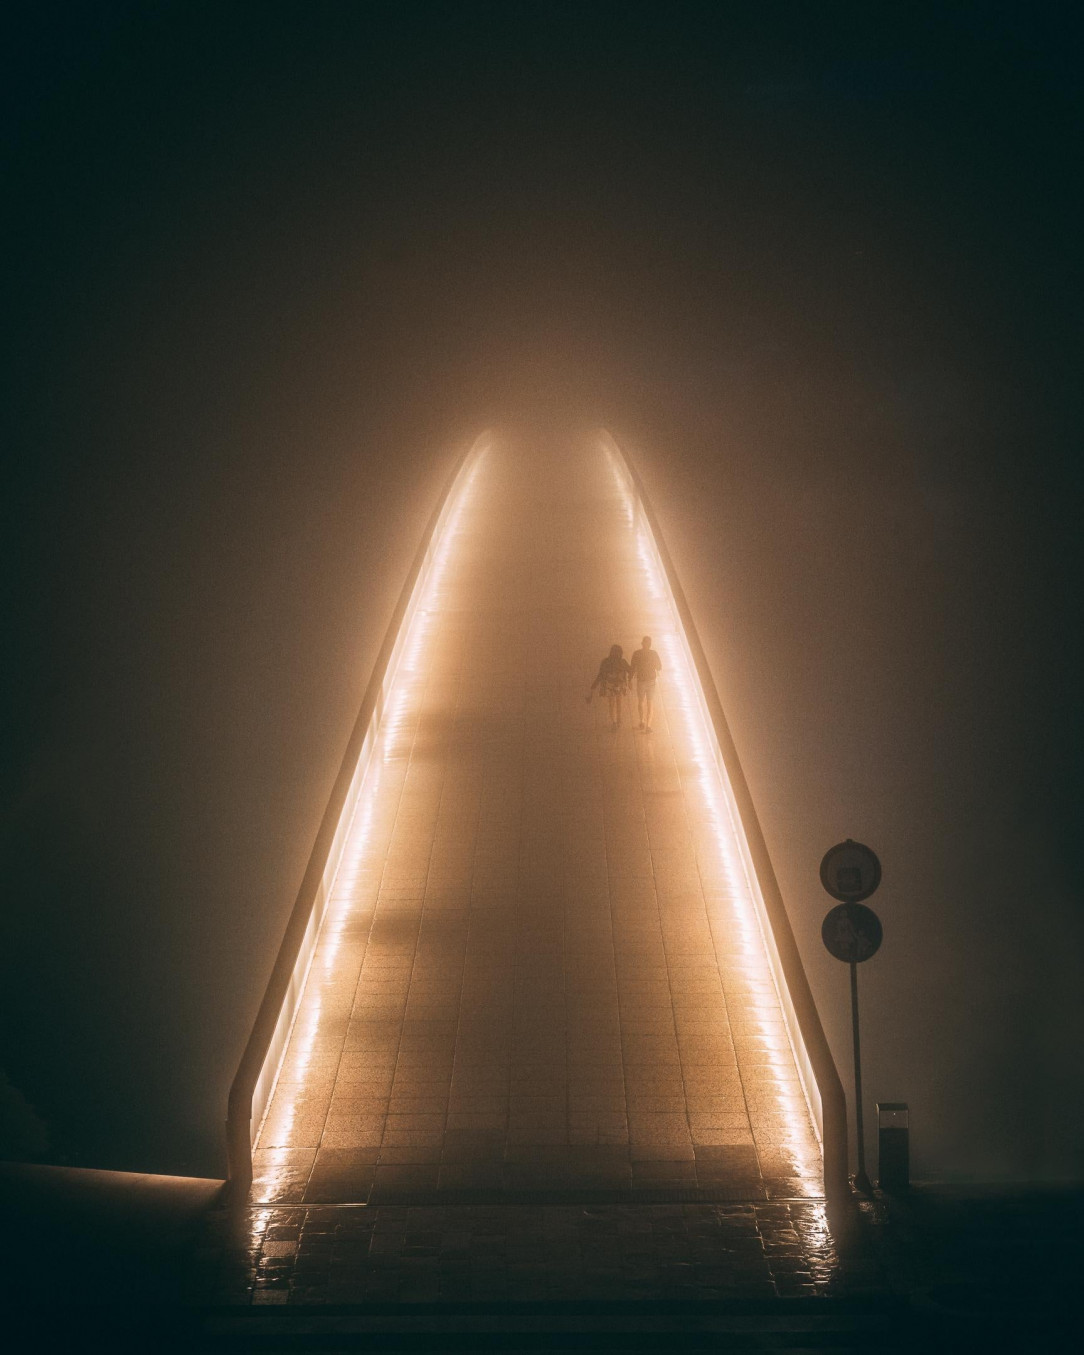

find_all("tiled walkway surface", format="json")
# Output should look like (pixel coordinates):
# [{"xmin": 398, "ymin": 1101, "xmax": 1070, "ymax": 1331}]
[
  {"xmin": 252, "ymin": 437, "xmax": 821, "ymax": 1209},
  {"xmin": 214, "ymin": 1200, "xmax": 866, "ymax": 1305}
]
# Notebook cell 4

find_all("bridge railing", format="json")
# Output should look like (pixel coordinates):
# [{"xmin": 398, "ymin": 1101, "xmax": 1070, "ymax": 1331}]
[
  {"xmin": 225, "ymin": 434, "xmax": 491, "ymax": 1197},
  {"xmin": 601, "ymin": 431, "xmax": 849, "ymax": 1202}
]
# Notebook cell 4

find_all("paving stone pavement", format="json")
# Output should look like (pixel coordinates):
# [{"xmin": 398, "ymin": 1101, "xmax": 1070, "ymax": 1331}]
[
  {"xmin": 16, "ymin": 1183, "xmax": 1076, "ymax": 1350},
  {"xmin": 201, "ymin": 1199, "xmax": 887, "ymax": 1306},
  {"xmin": 191, "ymin": 437, "xmax": 938, "ymax": 1341},
  {"xmin": 188, "ymin": 1190, "xmax": 1082, "ymax": 1353},
  {"xmin": 249, "ymin": 435, "xmax": 823, "ymax": 1211}
]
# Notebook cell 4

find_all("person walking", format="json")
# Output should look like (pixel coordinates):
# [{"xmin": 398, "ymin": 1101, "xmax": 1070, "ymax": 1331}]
[
  {"xmin": 587, "ymin": 644, "xmax": 632, "ymax": 730},
  {"xmin": 629, "ymin": 635, "xmax": 662, "ymax": 731}
]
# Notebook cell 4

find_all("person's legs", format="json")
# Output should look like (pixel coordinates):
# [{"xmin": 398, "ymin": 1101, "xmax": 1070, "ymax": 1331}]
[
  {"xmin": 607, "ymin": 688, "xmax": 619, "ymax": 728},
  {"xmin": 642, "ymin": 681, "xmax": 655, "ymax": 730},
  {"xmin": 636, "ymin": 685, "xmax": 646, "ymax": 728}
]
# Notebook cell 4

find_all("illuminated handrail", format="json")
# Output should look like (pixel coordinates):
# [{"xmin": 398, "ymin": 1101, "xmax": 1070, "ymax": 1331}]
[
  {"xmin": 225, "ymin": 434, "xmax": 490, "ymax": 1197},
  {"xmin": 602, "ymin": 431, "xmax": 849, "ymax": 1202}
]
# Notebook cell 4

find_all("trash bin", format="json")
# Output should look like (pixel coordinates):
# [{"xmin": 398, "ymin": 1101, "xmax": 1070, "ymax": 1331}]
[{"xmin": 876, "ymin": 1102, "xmax": 909, "ymax": 1192}]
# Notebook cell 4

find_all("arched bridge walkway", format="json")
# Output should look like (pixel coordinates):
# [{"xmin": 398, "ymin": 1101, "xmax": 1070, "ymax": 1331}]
[{"xmin": 249, "ymin": 437, "xmax": 823, "ymax": 1206}]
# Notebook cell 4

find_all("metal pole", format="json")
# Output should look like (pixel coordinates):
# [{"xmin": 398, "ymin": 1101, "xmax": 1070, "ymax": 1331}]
[{"xmin": 850, "ymin": 959, "xmax": 872, "ymax": 1193}]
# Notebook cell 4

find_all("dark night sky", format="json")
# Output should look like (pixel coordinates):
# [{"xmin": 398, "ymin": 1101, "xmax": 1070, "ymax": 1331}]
[{"xmin": 2, "ymin": 2, "xmax": 1081, "ymax": 1180}]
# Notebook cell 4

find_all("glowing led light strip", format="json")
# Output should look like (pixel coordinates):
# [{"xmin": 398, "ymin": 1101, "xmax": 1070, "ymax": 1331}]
[
  {"xmin": 243, "ymin": 438, "xmax": 489, "ymax": 1163},
  {"xmin": 602, "ymin": 435, "xmax": 823, "ymax": 1169}
]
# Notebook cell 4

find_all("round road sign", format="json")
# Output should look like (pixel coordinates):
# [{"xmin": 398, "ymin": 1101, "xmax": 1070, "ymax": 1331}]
[
  {"xmin": 819, "ymin": 839, "xmax": 881, "ymax": 903},
  {"xmin": 821, "ymin": 902, "xmax": 883, "ymax": 964}
]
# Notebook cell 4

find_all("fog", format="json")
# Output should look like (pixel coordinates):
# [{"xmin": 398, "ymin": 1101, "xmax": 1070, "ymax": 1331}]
[{"xmin": 2, "ymin": 3, "xmax": 1080, "ymax": 1180}]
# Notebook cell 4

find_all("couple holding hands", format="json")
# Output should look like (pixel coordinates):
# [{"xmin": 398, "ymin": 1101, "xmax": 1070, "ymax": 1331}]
[{"xmin": 587, "ymin": 636, "xmax": 662, "ymax": 732}]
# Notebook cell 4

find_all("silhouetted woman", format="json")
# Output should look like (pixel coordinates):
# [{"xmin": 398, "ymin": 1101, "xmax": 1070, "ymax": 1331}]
[{"xmin": 587, "ymin": 644, "xmax": 632, "ymax": 730}]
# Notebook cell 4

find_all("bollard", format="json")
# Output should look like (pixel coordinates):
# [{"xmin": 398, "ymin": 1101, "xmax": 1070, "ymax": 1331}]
[{"xmin": 876, "ymin": 1102, "xmax": 909, "ymax": 1192}]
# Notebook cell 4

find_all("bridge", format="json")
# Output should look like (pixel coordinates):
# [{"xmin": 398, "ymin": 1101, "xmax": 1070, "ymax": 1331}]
[{"xmin": 227, "ymin": 432, "xmax": 845, "ymax": 1208}]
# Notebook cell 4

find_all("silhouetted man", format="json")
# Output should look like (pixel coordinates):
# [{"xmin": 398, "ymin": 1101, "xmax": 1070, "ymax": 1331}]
[{"xmin": 629, "ymin": 636, "xmax": 662, "ymax": 731}]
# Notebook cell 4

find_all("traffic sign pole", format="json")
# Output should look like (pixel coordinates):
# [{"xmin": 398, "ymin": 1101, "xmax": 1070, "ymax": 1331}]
[
  {"xmin": 849, "ymin": 959, "xmax": 872, "ymax": 1193},
  {"xmin": 819, "ymin": 842, "xmax": 883, "ymax": 1198}
]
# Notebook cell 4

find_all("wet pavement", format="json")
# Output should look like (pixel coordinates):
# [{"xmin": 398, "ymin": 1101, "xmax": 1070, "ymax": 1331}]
[
  {"xmin": 181, "ymin": 1186, "xmax": 1079, "ymax": 1351},
  {"xmin": 250, "ymin": 435, "xmax": 822, "ymax": 1211},
  {"xmin": 209, "ymin": 1199, "xmax": 862, "ymax": 1305},
  {"xmin": 8, "ymin": 1168, "xmax": 1079, "ymax": 1349}
]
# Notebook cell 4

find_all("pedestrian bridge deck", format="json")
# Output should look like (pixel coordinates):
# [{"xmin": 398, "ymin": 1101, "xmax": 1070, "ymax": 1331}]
[{"xmin": 252, "ymin": 437, "xmax": 821, "ymax": 1205}]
